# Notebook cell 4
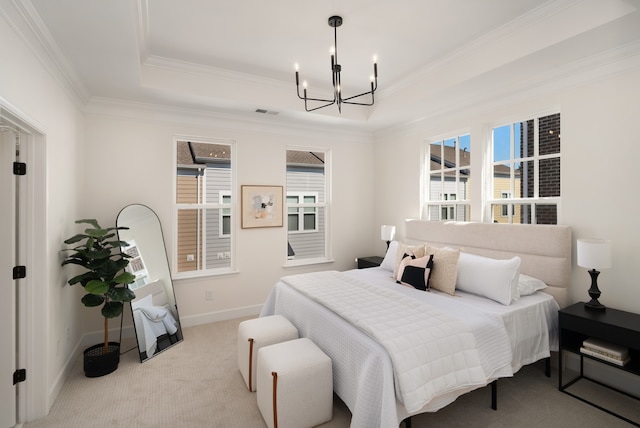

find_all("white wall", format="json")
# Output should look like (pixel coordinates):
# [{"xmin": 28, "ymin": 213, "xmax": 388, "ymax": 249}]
[
  {"xmin": 373, "ymin": 67, "xmax": 640, "ymax": 314},
  {"xmin": 83, "ymin": 104, "xmax": 376, "ymax": 329}
]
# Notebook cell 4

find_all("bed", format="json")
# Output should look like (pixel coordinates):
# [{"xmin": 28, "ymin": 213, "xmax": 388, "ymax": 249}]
[
  {"xmin": 260, "ymin": 220, "xmax": 572, "ymax": 428},
  {"xmin": 131, "ymin": 279, "xmax": 179, "ymax": 357}
]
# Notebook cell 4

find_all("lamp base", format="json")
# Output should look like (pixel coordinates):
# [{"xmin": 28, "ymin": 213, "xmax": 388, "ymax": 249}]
[
  {"xmin": 584, "ymin": 300, "xmax": 606, "ymax": 311},
  {"xmin": 585, "ymin": 269, "xmax": 606, "ymax": 312}
]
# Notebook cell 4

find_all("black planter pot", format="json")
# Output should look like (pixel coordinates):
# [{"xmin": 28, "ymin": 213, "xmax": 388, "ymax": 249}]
[{"xmin": 83, "ymin": 342, "xmax": 120, "ymax": 378}]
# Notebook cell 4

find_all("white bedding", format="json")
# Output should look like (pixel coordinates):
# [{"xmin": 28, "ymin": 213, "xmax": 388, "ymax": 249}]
[
  {"xmin": 133, "ymin": 305, "xmax": 178, "ymax": 357},
  {"xmin": 260, "ymin": 267, "xmax": 559, "ymax": 428},
  {"xmin": 282, "ymin": 270, "xmax": 513, "ymax": 413}
]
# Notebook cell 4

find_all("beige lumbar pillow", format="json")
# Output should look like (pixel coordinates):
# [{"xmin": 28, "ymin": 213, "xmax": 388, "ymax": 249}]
[{"xmin": 424, "ymin": 246, "xmax": 460, "ymax": 295}]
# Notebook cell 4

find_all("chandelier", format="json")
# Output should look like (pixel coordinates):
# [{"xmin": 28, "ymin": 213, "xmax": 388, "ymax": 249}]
[{"xmin": 295, "ymin": 16, "xmax": 378, "ymax": 113}]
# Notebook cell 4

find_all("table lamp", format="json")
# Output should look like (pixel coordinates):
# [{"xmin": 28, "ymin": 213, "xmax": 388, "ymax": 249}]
[
  {"xmin": 577, "ymin": 238, "xmax": 612, "ymax": 312},
  {"xmin": 380, "ymin": 225, "xmax": 396, "ymax": 250}
]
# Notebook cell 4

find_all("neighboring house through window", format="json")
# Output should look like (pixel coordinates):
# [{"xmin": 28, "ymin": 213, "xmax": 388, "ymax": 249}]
[
  {"xmin": 490, "ymin": 112, "xmax": 560, "ymax": 224},
  {"xmin": 286, "ymin": 149, "xmax": 329, "ymax": 262},
  {"xmin": 175, "ymin": 139, "xmax": 235, "ymax": 276},
  {"xmin": 424, "ymin": 133, "xmax": 471, "ymax": 221}
]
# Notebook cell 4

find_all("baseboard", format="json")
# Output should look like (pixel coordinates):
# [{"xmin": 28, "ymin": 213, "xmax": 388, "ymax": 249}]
[
  {"xmin": 48, "ymin": 338, "xmax": 83, "ymax": 417},
  {"xmin": 180, "ymin": 304, "xmax": 262, "ymax": 328}
]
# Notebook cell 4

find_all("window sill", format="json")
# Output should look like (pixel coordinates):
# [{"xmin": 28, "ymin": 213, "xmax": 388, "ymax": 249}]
[
  {"xmin": 283, "ymin": 257, "xmax": 335, "ymax": 269},
  {"xmin": 172, "ymin": 267, "xmax": 239, "ymax": 281}
]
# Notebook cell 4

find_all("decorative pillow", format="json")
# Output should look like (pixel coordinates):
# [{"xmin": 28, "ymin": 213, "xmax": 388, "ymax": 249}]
[
  {"xmin": 424, "ymin": 246, "xmax": 460, "ymax": 295},
  {"xmin": 394, "ymin": 242, "xmax": 426, "ymax": 277},
  {"xmin": 380, "ymin": 240, "xmax": 399, "ymax": 272},
  {"xmin": 396, "ymin": 254, "xmax": 434, "ymax": 291},
  {"xmin": 456, "ymin": 252, "xmax": 521, "ymax": 305},
  {"xmin": 518, "ymin": 274, "xmax": 547, "ymax": 296}
]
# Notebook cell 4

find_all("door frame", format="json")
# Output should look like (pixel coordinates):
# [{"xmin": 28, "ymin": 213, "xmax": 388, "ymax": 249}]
[{"xmin": 1, "ymin": 98, "xmax": 48, "ymax": 423}]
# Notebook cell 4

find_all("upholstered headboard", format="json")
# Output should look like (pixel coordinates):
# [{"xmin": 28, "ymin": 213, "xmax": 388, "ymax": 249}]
[{"xmin": 404, "ymin": 220, "xmax": 572, "ymax": 308}]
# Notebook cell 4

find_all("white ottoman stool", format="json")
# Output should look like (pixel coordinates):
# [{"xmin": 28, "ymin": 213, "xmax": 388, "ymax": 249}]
[
  {"xmin": 237, "ymin": 315, "xmax": 298, "ymax": 392},
  {"xmin": 257, "ymin": 338, "xmax": 333, "ymax": 428}
]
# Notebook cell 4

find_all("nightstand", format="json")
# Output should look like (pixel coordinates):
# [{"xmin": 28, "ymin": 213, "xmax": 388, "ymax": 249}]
[
  {"xmin": 356, "ymin": 256, "xmax": 384, "ymax": 269},
  {"xmin": 559, "ymin": 302, "xmax": 640, "ymax": 426}
]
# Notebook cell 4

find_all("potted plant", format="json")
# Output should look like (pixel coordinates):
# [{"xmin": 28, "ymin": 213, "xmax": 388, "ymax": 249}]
[{"xmin": 61, "ymin": 219, "xmax": 136, "ymax": 377}]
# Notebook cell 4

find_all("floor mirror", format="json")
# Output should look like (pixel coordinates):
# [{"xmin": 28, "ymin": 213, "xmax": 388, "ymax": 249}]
[{"xmin": 116, "ymin": 204, "xmax": 183, "ymax": 362}]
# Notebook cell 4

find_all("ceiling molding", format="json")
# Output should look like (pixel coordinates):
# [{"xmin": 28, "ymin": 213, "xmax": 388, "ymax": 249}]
[
  {"xmin": 8, "ymin": 0, "xmax": 90, "ymax": 106},
  {"xmin": 132, "ymin": 0, "xmax": 150, "ymax": 64},
  {"xmin": 376, "ymin": 38, "xmax": 640, "ymax": 136},
  {"xmin": 143, "ymin": 55, "xmax": 291, "ymax": 90},
  {"xmin": 379, "ymin": 0, "xmax": 635, "ymax": 98},
  {"xmin": 85, "ymin": 97, "xmax": 374, "ymax": 143}
]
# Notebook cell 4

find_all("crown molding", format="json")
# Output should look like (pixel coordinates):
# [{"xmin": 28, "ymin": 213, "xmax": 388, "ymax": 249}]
[
  {"xmin": 143, "ymin": 55, "xmax": 292, "ymax": 91},
  {"xmin": 376, "ymin": 39, "xmax": 640, "ymax": 137},
  {"xmin": 85, "ymin": 97, "xmax": 374, "ymax": 143},
  {"xmin": 379, "ymin": 0, "xmax": 635, "ymax": 98},
  {"xmin": 5, "ymin": 0, "xmax": 90, "ymax": 107}
]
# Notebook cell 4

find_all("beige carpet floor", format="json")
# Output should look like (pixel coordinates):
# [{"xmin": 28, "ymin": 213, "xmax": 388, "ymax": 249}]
[{"xmin": 24, "ymin": 316, "xmax": 637, "ymax": 428}]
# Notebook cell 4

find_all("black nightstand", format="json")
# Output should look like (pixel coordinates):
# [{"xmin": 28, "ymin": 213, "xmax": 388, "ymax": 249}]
[
  {"xmin": 559, "ymin": 302, "xmax": 640, "ymax": 426},
  {"xmin": 356, "ymin": 256, "xmax": 384, "ymax": 269}
]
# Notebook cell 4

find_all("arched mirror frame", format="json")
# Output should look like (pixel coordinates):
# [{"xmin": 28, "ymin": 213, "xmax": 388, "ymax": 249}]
[{"xmin": 116, "ymin": 204, "xmax": 183, "ymax": 362}]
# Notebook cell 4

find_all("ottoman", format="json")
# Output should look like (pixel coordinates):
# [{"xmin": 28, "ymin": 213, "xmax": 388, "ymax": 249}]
[
  {"xmin": 257, "ymin": 338, "xmax": 333, "ymax": 428},
  {"xmin": 237, "ymin": 315, "xmax": 298, "ymax": 391}
]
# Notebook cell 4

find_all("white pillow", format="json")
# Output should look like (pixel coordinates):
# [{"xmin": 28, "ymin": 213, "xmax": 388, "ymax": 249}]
[
  {"xmin": 131, "ymin": 293, "xmax": 153, "ymax": 311},
  {"xmin": 456, "ymin": 252, "xmax": 521, "ymax": 305},
  {"xmin": 518, "ymin": 274, "xmax": 547, "ymax": 296},
  {"xmin": 380, "ymin": 240, "xmax": 398, "ymax": 272}
]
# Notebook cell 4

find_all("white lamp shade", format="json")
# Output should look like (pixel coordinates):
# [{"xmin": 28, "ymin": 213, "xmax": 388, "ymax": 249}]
[
  {"xmin": 380, "ymin": 225, "xmax": 396, "ymax": 241},
  {"xmin": 577, "ymin": 238, "xmax": 612, "ymax": 270}
]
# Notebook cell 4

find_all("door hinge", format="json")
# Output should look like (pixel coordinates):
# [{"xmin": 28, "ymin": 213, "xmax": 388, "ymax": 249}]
[
  {"xmin": 13, "ymin": 162, "xmax": 26, "ymax": 175},
  {"xmin": 13, "ymin": 369, "xmax": 26, "ymax": 385},
  {"xmin": 13, "ymin": 265, "xmax": 26, "ymax": 279}
]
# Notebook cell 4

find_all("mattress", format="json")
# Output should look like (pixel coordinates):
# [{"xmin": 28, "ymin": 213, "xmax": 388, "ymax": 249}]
[{"xmin": 260, "ymin": 267, "xmax": 559, "ymax": 428}]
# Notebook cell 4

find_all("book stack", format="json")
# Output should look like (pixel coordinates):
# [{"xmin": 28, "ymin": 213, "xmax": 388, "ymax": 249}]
[{"xmin": 580, "ymin": 337, "xmax": 630, "ymax": 366}]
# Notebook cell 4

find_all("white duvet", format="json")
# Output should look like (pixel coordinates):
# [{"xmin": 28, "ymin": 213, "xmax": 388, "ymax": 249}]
[
  {"xmin": 281, "ymin": 271, "xmax": 513, "ymax": 413},
  {"xmin": 261, "ymin": 267, "xmax": 558, "ymax": 428}
]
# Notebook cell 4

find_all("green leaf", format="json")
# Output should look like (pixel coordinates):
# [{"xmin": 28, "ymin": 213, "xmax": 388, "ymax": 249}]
[
  {"xmin": 86, "ymin": 249, "xmax": 111, "ymax": 260},
  {"xmin": 85, "ymin": 228, "xmax": 108, "ymax": 238},
  {"xmin": 81, "ymin": 294, "xmax": 104, "ymax": 307},
  {"xmin": 107, "ymin": 287, "xmax": 136, "ymax": 302},
  {"xmin": 63, "ymin": 234, "xmax": 90, "ymax": 245},
  {"xmin": 114, "ymin": 271, "xmax": 136, "ymax": 285},
  {"xmin": 102, "ymin": 301, "xmax": 123, "ymax": 319},
  {"xmin": 68, "ymin": 271, "xmax": 100, "ymax": 286},
  {"xmin": 86, "ymin": 280, "xmax": 110, "ymax": 295},
  {"xmin": 76, "ymin": 219, "xmax": 100, "ymax": 229}
]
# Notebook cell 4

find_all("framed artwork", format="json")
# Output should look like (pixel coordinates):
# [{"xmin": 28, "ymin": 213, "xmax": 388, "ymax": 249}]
[{"xmin": 241, "ymin": 185, "xmax": 284, "ymax": 228}]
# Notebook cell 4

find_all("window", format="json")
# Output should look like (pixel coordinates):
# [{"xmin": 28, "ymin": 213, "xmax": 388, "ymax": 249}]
[
  {"xmin": 286, "ymin": 149, "xmax": 329, "ymax": 262},
  {"xmin": 287, "ymin": 192, "xmax": 318, "ymax": 232},
  {"xmin": 175, "ymin": 139, "xmax": 234, "ymax": 276},
  {"xmin": 220, "ymin": 191, "xmax": 231, "ymax": 237},
  {"xmin": 424, "ymin": 133, "xmax": 471, "ymax": 221},
  {"xmin": 500, "ymin": 192, "xmax": 514, "ymax": 217},
  {"xmin": 490, "ymin": 112, "xmax": 560, "ymax": 224}
]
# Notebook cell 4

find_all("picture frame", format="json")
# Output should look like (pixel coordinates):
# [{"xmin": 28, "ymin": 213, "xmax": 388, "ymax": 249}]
[{"xmin": 241, "ymin": 185, "xmax": 284, "ymax": 229}]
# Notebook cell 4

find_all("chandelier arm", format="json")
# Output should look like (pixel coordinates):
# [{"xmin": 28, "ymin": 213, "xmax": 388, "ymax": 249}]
[
  {"xmin": 305, "ymin": 99, "xmax": 337, "ymax": 112},
  {"xmin": 342, "ymin": 90, "xmax": 375, "ymax": 103},
  {"xmin": 302, "ymin": 95, "xmax": 337, "ymax": 103},
  {"xmin": 343, "ymin": 99, "xmax": 375, "ymax": 106}
]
